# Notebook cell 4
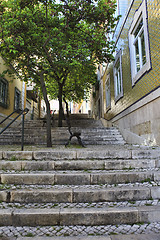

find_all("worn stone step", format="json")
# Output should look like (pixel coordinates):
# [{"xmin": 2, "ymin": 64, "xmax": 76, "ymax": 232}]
[
  {"xmin": 0, "ymin": 137, "xmax": 125, "ymax": 146},
  {"xmin": 20, "ymin": 128, "xmax": 121, "ymax": 134},
  {"xmin": 0, "ymin": 158, "xmax": 157, "ymax": 171},
  {"xmin": 1, "ymin": 148, "xmax": 160, "ymax": 160},
  {"xmin": 15, "ymin": 234, "xmax": 160, "ymax": 240},
  {"xmin": 0, "ymin": 170, "xmax": 159, "ymax": 185},
  {"xmin": 0, "ymin": 186, "xmax": 160, "ymax": 203},
  {"xmin": 0, "ymin": 205, "xmax": 160, "ymax": 226}
]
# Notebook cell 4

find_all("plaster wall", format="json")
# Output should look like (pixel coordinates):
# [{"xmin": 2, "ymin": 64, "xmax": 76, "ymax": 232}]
[{"xmin": 111, "ymin": 88, "xmax": 160, "ymax": 146}]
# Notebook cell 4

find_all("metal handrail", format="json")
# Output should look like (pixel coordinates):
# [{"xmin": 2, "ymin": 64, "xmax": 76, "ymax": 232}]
[
  {"xmin": 0, "ymin": 108, "xmax": 29, "ymax": 150},
  {"xmin": 0, "ymin": 109, "xmax": 22, "ymax": 125}
]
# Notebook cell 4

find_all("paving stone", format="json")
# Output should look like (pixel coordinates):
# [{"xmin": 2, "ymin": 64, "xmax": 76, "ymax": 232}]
[
  {"xmin": 13, "ymin": 209, "xmax": 60, "ymax": 226},
  {"xmin": 77, "ymin": 150, "xmax": 131, "ymax": 159},
  {"xmin": 0, "ymin": 210, "xmax": 12, "ymax": 226},
  {"xmin": 55, "ymin": 173, "xmax": 90, "ymax": 185},
  {"xmin": 55, "ymin": 160, "xmax": 105, "ymax": 170},
  {"xmin": 132, "ymin": 149, "xmax": 160, "ymax": 159},
  {"xmin": 1, "ymin": 174, "xmax": 55, "ymax": 185},
  {"xmin": 110, "ymin": 233, "xmax": 160, "ymax": 240},
  {"xmin": 33, "ymin": 151, "xmax": 77, "ymax": 160},
  {"xmin": 0, "ymin": 191, "xmax": 7, "ymax": 202},
  {"xmin": 0, "ymin": 161, "xmax": 22, "ymax": 171},
  {"xmin": 3, "ymin": 151, "xmax": 33, "ymax": 160},
  {"xmin": 10, "ymin": 189, "xmax": 72, "ymax": 203}
]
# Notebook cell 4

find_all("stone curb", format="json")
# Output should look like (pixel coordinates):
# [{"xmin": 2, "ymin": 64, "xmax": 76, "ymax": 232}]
[
  {"xmin": 2, "ymin": 151, "xmax": 33, "ymax": 160},
  {"xmin": 0, "ymin": 206, "xmax": 160, "ymax": 226},
  {"xmin": 0, "ymin": 186, "xmax": 157, "ymax": 203},
  {"xmin": 1, "ymin": 149, "xmax": 160, "ymax": 160},
  {"xmin": 0, "ymin": 171, "xmax": 156, "ymax": 185},
  {"xmin": 0, "ymin": 159, "xmax": 157, "ymax": 171},
  {"xmin": 16, "ymin": 234, "xmax": 160, "ymax": 240}
]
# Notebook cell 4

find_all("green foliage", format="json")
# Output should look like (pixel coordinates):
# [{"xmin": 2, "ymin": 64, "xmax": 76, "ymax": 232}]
[
  {"xmin": 0, "ymin": 0, "xmax": 119, "ymax": 127},
  {"xmin": 0, "ymin": 0, "xmax": 118, "ymax": 81}
]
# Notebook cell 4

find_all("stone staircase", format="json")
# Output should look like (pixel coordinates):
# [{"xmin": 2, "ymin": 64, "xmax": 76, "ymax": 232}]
[
  {"xmin": 0, "ymin": 146, "xmax": 160, "ymax": 239},
  {"xmin": 0, "ymin": 114, "xmax": 125, "ymax": 145}
]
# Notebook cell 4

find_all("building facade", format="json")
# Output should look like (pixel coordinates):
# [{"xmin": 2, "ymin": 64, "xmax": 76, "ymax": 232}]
[
  {"xmin": 95, "ymin": 0, "xmax": 160, "ymax": 146},
  {"xmin": 0, "ymin": 57, "xmax": 41, "ymax": 127}
]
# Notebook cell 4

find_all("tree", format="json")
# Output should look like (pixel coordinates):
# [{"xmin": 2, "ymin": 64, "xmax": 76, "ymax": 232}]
[
  {"xmin": 47, "ymin": 62, "xmax": 97, "ymax": 109},
  {"xmin": 0, "ymin": 0, "xmax": 119, "ymax": 146}
]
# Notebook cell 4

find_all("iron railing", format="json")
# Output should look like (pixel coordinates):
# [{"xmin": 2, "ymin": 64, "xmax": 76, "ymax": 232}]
[{"xmin": 0, "ymin": 108, "xmax": 29, "ymax": 151}]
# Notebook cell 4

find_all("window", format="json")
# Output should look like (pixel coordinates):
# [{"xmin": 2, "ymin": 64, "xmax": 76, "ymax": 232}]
[
  {"xmin": 113, "ymin": 49, "xmax": 123, "ymax": 102},
  {"xmin": 105, "ymin": 74, "xmax": 111, "ymax": 111},
  {"xmin": 0, "ymin": 78, "xmax": 8, "ymax": 108},
  {"xmin": 14, "ymin": 87, "xmax": 21, "ymax": 110},
  {"xmin": 129, "ymin": 0, "xmax": 151, "ymax": 85}
]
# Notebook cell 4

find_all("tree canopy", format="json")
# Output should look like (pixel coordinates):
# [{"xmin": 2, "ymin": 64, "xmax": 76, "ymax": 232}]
[{"xmin": 0, "ymin": 0, "xmax": 119, "ymax": 146}]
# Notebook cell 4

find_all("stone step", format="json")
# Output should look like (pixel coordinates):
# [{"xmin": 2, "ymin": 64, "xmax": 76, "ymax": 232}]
[
  {"xmin": 23, "ymin": 121, "xmax": 104, "ymax": 128},
  {"xmin": 10, "ymin": 126, "xmax": 120, "ymax": 131},
  {"xmin": 1, "ymin": 129, "xmax": 122, "ymax": 136},
  {"xmin": 0, "ymin": 140, "xmax": 125, "ymax": 146},
  {"xmin": 0, "ymin": 145, "xmax": 159, "ymax": 239},
  {"xmin": 0, "ymin": 127, "xmax": 125, "ymax": 145},
  {"xmin": 1, "ymin": 148, "xmax": 160, "ymax": 160},
  {"xmin": 0, "ymin": 205, "xmax": 160, "ymax": 226},
  {"xmin": 0, "ymin": 159, "xmax": 157, "ymax": 171},
  {"xmin": 14, "ymin": 234, "xmax": 160, "ymax": 240},
  {"xmin": 0, "ymin": 170, "xmax": 159, "ymax": 185},
  {"xmin": 0, "ymin": 186, "xmax": 159, "ymax": 203}
]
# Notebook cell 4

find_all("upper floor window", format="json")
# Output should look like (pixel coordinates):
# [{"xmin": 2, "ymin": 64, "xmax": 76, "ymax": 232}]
[
  {"xmin": 105, "ymin": 73, "xmax": 111, "ymax": 111},
  {"xmin": 0, "ymin": 78, "xmax": 8, "ymax": 108},
  {"xmin": 14, "ymin": 87, "xmax": 21, "ymax": 111},
  {"xmin": 129, "ymin": 0, "xmax": 151, "ymax": 85},
  {"xmin": 113, "ymin": 49, "xmax": 123, "ymax": 102}
]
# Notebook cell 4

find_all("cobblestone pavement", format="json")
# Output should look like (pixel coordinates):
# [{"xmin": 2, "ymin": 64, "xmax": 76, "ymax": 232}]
[
  {"xmin": 0, "ymin": 180, "xmax": 160, "ymax": 190},
  {"xmin": 0, "ymin": 222, "xmax": 160, "ymax": 238},
  {"xmin": 0, "ymin": 199, "xmax": 160, "ymax": 209}
]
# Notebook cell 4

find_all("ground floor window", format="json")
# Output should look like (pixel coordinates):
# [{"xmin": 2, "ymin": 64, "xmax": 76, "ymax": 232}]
[
  {"xmin": 14, "ymin": 87, "xmax": 21, "ymax": 111},
  {"xmin": 0, "ymin": 78, "xmax": 8, "ymax": 108}
]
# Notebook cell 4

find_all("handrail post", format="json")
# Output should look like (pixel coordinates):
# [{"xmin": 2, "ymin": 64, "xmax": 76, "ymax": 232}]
[
  {"xmin": 0, "ymin": 108, "xmax": 29, "ymax": 151},
  {"xmin": 21, "ymin": 113, "xmax": 25, "ymax": 151},
  {"xmin": 21, "ymin": 108, "xmax": 29, "ymax": 151}
]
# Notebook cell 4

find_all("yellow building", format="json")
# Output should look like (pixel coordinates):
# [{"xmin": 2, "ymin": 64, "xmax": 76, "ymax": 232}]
[
  {"xmin": 94, "ymin": 0, "xmax": 160, "ymax": 146},
  {"xmin": 0, "ymin": 57, "xmax": 40, "ymax": 127},
  {"xmin": 0, "ymin": 57, "xmax": 26, "ymax": 126}
]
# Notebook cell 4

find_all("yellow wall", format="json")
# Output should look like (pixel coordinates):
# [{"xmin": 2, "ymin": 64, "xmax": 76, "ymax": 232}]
[
  {"xmin": 0, "ymin": 57, "xmax": 25, "ymax": 120},
  {"xmin": 104, "ymin": 0, "xmax": 160, "ymax": 120}
]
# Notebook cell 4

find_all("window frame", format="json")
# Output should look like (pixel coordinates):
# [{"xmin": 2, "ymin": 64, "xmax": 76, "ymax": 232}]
[
  {"xmin": 105, "ymin": 73, "xmax": 111, "ymax": 112},
  {"xmin": 113, "ymin": 49, "xmax": 123, "ymax": 102},
  {"xmin": 128, "ymin": 0, "xmax": 151, "ymax": 86},
  {"xmin": 14, "ymin": 87, "xmax": 21, "ymax": 111},
  {"xmin": 0, "ymin": 78, "xmax": 8, "ymax": 108}
]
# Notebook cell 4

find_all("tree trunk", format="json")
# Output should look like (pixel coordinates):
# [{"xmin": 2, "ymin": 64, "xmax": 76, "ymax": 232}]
[
  {"xmin": 58, "ymin": 84, "xmax": 63, "ymax": 127},
  {"xmin": 64, "ymin": 97, "xmax": 72, "ymax": 136},
  {"xmin": 40, "ymin": 73, "xmax": 52, "ymax": 147}
]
